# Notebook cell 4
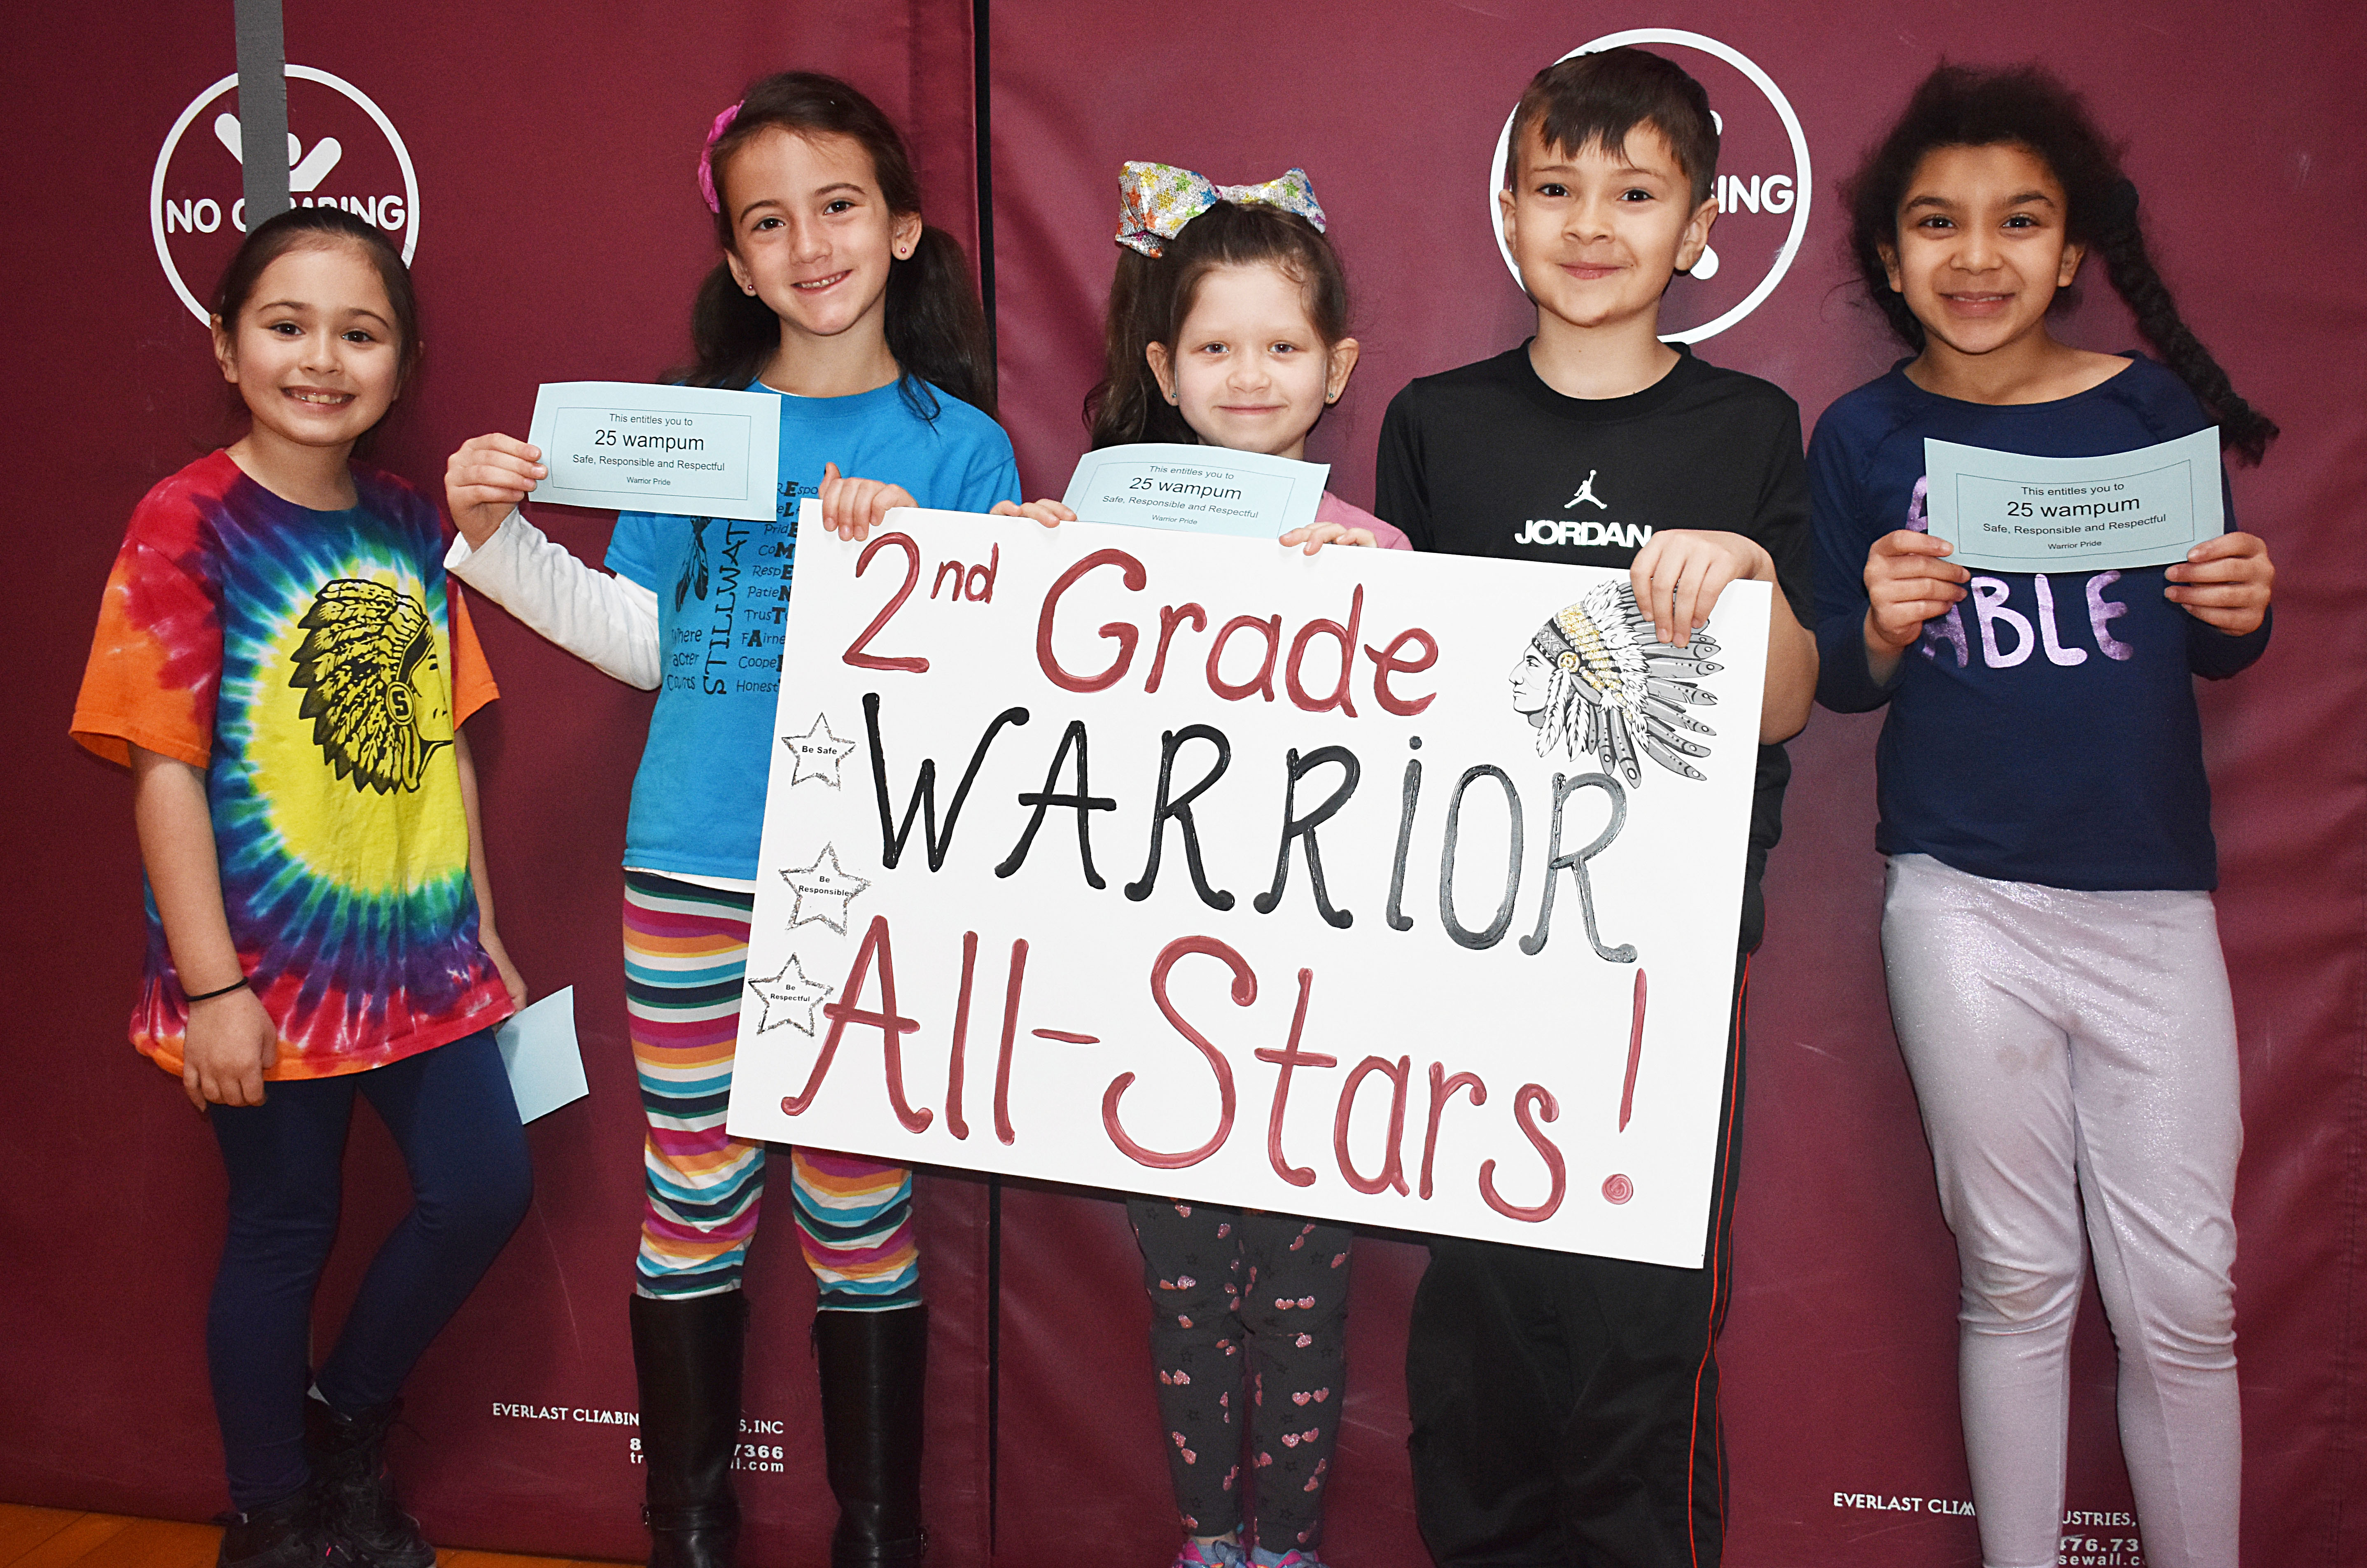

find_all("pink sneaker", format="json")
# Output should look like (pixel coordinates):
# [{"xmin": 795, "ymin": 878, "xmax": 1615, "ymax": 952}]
[{"xmin": 1171, "ymin": 1542, "xmax": 1248, "ymax": 1568}]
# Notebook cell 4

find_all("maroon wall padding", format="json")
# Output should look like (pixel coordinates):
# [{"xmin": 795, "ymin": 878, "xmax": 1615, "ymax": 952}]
[
  {"xmin": 983, "ymin": 2, "xmax": 2367, "ymax": 1564},
  {"xmin": 6, "ymin": 3, "xmax": 2366, "ymax": 1566},
  {"xmin": 0, "ymin": 2, "xmax": 994, "ymax": 1562}
]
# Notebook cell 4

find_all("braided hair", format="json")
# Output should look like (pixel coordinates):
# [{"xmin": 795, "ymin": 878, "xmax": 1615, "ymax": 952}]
[{"xmin": 1844, "ymin": 63, "xmax": 2276, "ymax": 464}]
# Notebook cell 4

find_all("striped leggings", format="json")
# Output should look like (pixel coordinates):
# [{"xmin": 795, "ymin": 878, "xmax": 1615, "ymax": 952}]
[{"xmin": 625, "ymin": 870, "xmax": 920, "ymax": 1309}]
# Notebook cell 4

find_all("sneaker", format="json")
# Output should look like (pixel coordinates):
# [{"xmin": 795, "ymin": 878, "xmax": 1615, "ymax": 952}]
[
  {"xmin": 215, "ymin": 1490, "xmax": 343, "ymax": 1568},
  {"xmin": 306, "ymin": 1397, "xmax": 435, "ymax": 1568},
  {"xmin": 1172, "ymin": 1541, "xmax": 1249, "ymax": 1568}
]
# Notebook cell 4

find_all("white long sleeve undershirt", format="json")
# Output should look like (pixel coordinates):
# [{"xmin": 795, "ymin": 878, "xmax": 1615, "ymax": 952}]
[
  {"xmin": 443, "ymin": 508, "xmax": 661, "ymax": 690},
  {"xmin": 446, "ymin": 510, "xmax": 757, "ymax": 893}
]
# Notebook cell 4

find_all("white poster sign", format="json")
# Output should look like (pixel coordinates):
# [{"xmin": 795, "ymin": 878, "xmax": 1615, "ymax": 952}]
[{"xmin": 725, "ymin": 506, "xmax": 1767, "ymax": 1265}]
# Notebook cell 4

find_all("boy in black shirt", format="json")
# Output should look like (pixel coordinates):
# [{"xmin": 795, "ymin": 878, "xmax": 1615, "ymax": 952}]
[{"xmin": 1377, "ymin": 48, "xmax": 1816, "ymax": 1568}]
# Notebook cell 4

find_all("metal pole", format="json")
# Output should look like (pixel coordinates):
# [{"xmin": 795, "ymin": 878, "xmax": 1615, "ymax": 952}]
[{"xmin": 233, "ymin": 0, "xmax": 289, "ymax": 229}]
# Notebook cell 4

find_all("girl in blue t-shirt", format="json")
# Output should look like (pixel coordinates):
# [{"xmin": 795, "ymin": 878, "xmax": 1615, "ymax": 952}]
[
  {"xmin": 444, "ymin": 72, "xmax": 1017, "ymax": 1568},
  {"xmin": 1811, "ymin": 65, "xmax": 2276, "ymax": 1568}
]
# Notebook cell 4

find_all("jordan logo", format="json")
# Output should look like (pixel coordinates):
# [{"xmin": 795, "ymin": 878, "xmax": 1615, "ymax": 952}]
[{"xmin": 1564, "ymin": 470, "xmax": 1607, "ymax": 511}]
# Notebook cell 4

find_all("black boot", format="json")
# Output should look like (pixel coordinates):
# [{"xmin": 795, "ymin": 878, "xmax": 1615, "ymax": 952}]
[
  {"xmin": 631, "ymin": 1290, "xmax": 748, "ymax": 1568},
  {"xmin": 216, "ymin": 1487, "xmax": 343, "ymax": 1568},
  {"xmin": 306, "ymin": 1398, "xmax": 432, "ymax": 1568},
  {"xmin": 815, "ymin": 1304, "xmax": 927, "ymax": 1568}
]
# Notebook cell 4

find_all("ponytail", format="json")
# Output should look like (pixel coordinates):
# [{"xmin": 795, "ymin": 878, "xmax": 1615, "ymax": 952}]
[
  {"xmin": 1086, "ymin": 247, "xmax": 1199, "ymax": 448},
  {"xmin": 883, "ymin": 224, "xmax": 996, "ymax": 421},
  {"xmin": 2089, "ymin": 214, "xmax": 2277, "ymax": 464},
  {"xmin": 678, "ymin": 71, "xmax": 996, "ymax": 422},
  {"xmin": 685, "ymin": 262, "xmax": 777, "ymax": 393},
  {"xmin": 1843, "ymin": 62, "xmax": 2276, "ymax": 464}
]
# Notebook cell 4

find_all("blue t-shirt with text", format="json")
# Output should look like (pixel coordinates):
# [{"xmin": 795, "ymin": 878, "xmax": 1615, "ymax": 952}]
[
  {"xmin": 1810, "ymin": 355, "xmax": 2269, "ymax": 891},
  {"xmin": 605, "ymin": 378, "xmax": 1019, "ymax": 879}
]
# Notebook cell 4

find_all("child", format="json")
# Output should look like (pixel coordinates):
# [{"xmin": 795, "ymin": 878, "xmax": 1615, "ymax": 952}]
[
  {"xmin": 999, "ymin": 163, "xmax": 1405, "ymax": 557},
  {"xmin": 441, "ymin": 71, "xmax": 1018, "ymax": 1568},
  {"xmin": 1373, "ymin": 49, "xmax": 1818, "ymax": 1567},
  {"xmin": 1813, "ymin": 64, "xmax": 2276, "ymax": 1568},
  {"xmin": 71, "ymin": 206, "xmax": 533, "ymax": 1568},
  {"xmin": 999, "ymin": 163, "xmax": 1401, "ymax": 1568}
]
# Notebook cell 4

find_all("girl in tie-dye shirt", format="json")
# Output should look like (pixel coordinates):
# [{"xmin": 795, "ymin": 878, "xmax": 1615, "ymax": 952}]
[{"xmin": 72, "ymin": 208, "xmax": 530, "ymax": 1568}]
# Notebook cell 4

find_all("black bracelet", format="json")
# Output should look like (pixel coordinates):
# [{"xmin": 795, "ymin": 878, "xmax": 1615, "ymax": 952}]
[{"xmin": 184, "ymin": 976, "xmax": 250, "ymax": 1003}]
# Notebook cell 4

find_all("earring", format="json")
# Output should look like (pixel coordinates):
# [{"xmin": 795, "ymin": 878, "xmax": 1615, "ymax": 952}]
[{"xmin": 743, "ymin": 283, "xmax": 756, "ymax": 296}]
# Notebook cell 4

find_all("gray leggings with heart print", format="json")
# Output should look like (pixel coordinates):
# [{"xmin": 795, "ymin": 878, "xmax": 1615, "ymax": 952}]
[{"xmin": 1127, "ymin": 1197, "xmax": 1356, "ymax": 1551}]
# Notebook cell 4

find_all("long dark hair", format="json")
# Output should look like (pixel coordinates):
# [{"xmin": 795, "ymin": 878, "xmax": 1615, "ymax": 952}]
[
  {"xmin": 1845, "ymin": 63, "xmax": 2274, "ymax": 464},
  {"xmin": 1086, "ymin": 199, "xmax": 1351, "ymax": 450},
  {"xmin": 211, "ymin": 205, "xmax": 423, "ymax": 388},
  {"xmin": 684, "ymin": 71, "xmax": 995, "ymax": 420}
]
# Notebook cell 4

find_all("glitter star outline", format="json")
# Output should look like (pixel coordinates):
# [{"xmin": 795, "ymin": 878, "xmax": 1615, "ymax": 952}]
[
  {"xmin": 747, "ymin": 954, "xmax": 834, "ymax": 1037},
  {"xmin": 781, "ymin": 712, "xmax": 859, "ymax": 790},
  {"xmin": 781, "ymin": 842, "xmax": 872, "ymax": 936}
]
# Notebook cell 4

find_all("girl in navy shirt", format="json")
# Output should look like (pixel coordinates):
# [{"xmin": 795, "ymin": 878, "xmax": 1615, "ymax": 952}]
[{"xmin": 1812, "ymin": 65, "xmax": 2276, "ymax": 1568}]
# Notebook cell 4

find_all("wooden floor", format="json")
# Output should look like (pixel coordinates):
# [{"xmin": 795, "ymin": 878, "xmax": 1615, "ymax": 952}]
[{"xmin": 0, "ymin": 1506, "xmax": 623, "ymax": 1568}]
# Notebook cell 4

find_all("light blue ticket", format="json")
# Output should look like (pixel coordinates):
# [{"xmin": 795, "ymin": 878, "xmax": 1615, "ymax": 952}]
[
  {"xmin": 1925, "ymin": 428, "xmax": 2223, "ymax": 574},
  {"xmin": 496, "ymin": 985, "xmax": 588, "ymax": 1124},
  {"xmin": 527, "ymin": 381, "xmax": 782, "ymax": 522},
  {"xmin": 1060, "ymin": 443, "xmax": 1329, "ymax": 538}
]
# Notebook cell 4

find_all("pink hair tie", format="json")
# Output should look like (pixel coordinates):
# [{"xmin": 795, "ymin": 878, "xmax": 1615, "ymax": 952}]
[{"xmin": 696, "ymin": 100, "xmax": 743, "ymax": 214}]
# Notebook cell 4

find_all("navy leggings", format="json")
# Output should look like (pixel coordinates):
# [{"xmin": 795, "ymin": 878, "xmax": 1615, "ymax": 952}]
[{"xmin": 207, "ymin": 1029, "xmax": 532, "ymax": 1510}]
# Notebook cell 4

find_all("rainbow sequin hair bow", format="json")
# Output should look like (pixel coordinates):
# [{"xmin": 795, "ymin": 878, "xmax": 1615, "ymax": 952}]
[{"xmin": 1115, "ymin": 162, "xmax": 1328, "ymax": 257}]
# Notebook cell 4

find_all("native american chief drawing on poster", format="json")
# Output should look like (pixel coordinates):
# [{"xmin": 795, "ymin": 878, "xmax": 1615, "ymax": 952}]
[{"xmin": 1510, "ymin": 581, "xmax": 1721, "ymax": 785}]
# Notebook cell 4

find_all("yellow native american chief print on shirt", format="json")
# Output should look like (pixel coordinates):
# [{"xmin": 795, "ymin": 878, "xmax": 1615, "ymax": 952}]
[
  {"xmin": 71, "ymin": 451, "xmax": 512, "ymax": 1080},
  {"xmin": 290, "ymin": 577, "xmax": 456, "ymax": 795}
]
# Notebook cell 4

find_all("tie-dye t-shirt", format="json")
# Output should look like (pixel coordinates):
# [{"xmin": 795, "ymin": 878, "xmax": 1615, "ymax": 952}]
[{"xmin": 72, "ymin": 450, "xmax": 513, "ymax": 1079}]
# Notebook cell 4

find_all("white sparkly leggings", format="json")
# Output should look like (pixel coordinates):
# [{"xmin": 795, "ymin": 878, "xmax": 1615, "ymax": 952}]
[{"xmin": 1881, "ymin": 854, "xmax": 2241, "ymax": 1568}]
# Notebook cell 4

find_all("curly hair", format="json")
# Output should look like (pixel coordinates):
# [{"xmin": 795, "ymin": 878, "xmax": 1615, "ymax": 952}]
[{"xmin": 1843, "ymin": 63, "xmax": 2276, "ymax": 464}]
